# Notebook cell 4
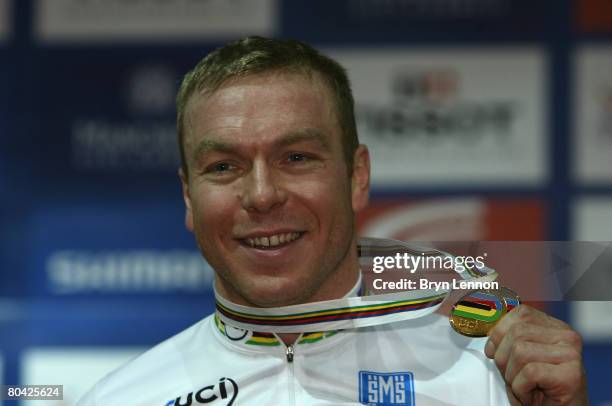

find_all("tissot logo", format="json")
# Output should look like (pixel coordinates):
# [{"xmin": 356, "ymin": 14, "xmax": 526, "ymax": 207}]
[
  {"xmin": 392, "ymin": 69, "xmax": 459, "ymax": 105},
  {"xmin": 358, "ymin": 69, "xmax": 516, "ymax": 140},
  {"xmin": 359, "ymin": 371, "xmax": 415, "ymax": 406},
  {"xmin": 165, "ymin": 377, "xmax": 238, "ymax": 406}
]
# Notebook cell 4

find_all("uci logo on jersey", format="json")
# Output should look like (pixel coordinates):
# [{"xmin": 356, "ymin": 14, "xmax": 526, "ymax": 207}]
[
  {"xmin": 165, "ymin": 377, "xmax": 238, "ymax": 406},
  {"xmin": 359, "ymin": 371, "xmax": 415, "ymax": 406}
]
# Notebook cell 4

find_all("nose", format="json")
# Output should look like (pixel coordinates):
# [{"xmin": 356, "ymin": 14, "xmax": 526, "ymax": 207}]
[{"xmin": 240, "ymin": 161, "xmax": 287, "ymax": 213}]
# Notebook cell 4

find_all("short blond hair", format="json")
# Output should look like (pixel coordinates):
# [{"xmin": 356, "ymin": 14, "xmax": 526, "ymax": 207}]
[{"xmin": 176, "ymin": 36, "xmax": 359, "ymax": 176}]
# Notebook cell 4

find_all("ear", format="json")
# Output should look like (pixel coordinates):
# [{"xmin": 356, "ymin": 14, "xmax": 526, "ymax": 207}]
[
  {"xmin": 179, "ymin": 168, "xmax": 195, "ymax": 232},
  {"xmin": 351, "ymin": 144, "xmax": 370, "ymax": 213}
]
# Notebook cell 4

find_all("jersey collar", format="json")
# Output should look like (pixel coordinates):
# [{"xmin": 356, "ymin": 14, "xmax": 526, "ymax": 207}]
[{"xmin": 212, "ymin": 273, "xmax": 363, "ymax": 349}]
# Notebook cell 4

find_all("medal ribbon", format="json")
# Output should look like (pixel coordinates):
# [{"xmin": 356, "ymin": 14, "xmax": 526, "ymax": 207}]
[{"xmin": 215, "ymin": 238, "xmax": 498, "ymax": 333}]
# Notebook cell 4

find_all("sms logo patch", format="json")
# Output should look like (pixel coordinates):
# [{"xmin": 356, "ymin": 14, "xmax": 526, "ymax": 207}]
[{"xmin": 359, "ymin": 371, "xmax": 415, "ymax": 406}]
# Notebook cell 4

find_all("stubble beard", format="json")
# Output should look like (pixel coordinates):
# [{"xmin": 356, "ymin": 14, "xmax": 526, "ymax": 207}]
[{"xmin": 203, "ymin": 219, "xmax": 359, "ymax": 308}]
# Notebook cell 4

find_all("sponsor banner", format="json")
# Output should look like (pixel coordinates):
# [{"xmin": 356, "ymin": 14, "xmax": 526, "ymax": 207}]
[
  {"xmin": 572, "ymin": 300, "xmax": 612, "ymax": 341},
  {"xmin": 0, "ymin": 111, "xmax": 9, "ymax": 198},
  {"xmin": 329, "ymin": 48, "xmax": 547, "ymax": 186},
  {"xmin": 45, "ymin": 249, "xmax": 213, "ymax": 295},
  {"xmin": 34, "ymin": 0, "xmax": 277, "ymax": 43},
  {"xmin": 0, "ymin": 50, "xmax": 20, "ymax": 196},
  {"xmin": 22, "ymin": 199, "xmax": 214, "ymax": 297},
  {"xmin": 571, "ymin": 197, "xmax": 612, "ymax": 341},
  {"xmin": 576, "ymin": 0, "xmax": 612, "ymax": 34},
  {"xmin": 0, "ymin": 0, "xmax": 9, "ymax": 43},
  {"xmin": 20, "ymin": 53, "xmax": 210, "ymax": 224},
  {"xmin": 0, "ymin": 300, "xmax": 22, "ymax": 323},
  {"xmin": 28, "ymin": 57, "xmax": 191, "ymax": 182},
  {"xmin": 574, "ymin": 46, "xmax": 612, "ymax": 184},
  {"xmin": 357, "ymin": 197, "xmax": 546, "ymax": 313},
  {"xmin": 357, "ymin": 197, "xmax": 545, "ymax": 241},
  {"xmin": 0, "ymin": 0, "xmax": 10, "ymax": 44},
  {"xmin": 21, "ymin": 348, "xmax": 145, "ymax": 405},
  {"xmin": 284, "ymin": 0, "xmax": 548, "ymax": 39},
  {"xmin": 573, "ymin": 197, "xmax": 612, "ymax": 242},
  {"xmin": 0, "ymin": 0, "xmax": 14, "ymax": 192}
]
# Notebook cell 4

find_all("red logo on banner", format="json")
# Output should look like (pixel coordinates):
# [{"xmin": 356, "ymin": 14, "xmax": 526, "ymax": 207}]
[{"xmin": 576, "ymin": 0, "xmax": 612, "ymax": 34}]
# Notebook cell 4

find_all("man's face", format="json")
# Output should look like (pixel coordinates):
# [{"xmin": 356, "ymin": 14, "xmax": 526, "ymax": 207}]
[{"xmin": 181, "ymin": 72, "xmax": 369, "ymax": 307}]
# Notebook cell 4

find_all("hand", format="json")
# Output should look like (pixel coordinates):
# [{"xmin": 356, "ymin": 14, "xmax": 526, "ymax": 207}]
[{"xmin": 485, "ymin": 304, "xmax": 589, "ymax": 405}]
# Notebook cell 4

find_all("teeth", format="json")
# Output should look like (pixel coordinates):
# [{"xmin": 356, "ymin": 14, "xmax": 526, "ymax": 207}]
[{"xmin": 245, "ymin": 232, "xmax": 300, "ymax": 248}]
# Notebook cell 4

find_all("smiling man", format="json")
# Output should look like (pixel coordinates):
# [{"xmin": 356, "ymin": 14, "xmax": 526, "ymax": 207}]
[
  {"xmin": 180, "ymin": 70, "xmax": 368, "ymax": 309},
  {"xmin": 78, "ymin": 37, "xmax": 588, "ymax": 406}
]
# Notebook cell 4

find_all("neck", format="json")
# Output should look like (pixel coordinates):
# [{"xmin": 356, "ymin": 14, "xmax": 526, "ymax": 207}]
[
  {"xmin": 276, "ymin": 272, "xmax": 363, "ymax": 346},
  {"xmin": 215, "ymin": 270, "xmax": 364, "ymax": 346}
]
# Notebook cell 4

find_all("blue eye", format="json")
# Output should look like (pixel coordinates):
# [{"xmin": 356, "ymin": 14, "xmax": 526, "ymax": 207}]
[
  {"xmin": 288, "ymin": 153, "xmax": 307, "ymax": 163},
  {"xmin": 206, "ymin": 162, "xmax": 235, "ymax": 174},
  {"xmin": 214, "ymin": 162, "xmax": 232, "ymax": 172}
]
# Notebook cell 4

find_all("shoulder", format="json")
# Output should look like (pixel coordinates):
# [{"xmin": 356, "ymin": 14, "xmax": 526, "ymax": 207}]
[{"xmin": 76, "ymin": 314, "xmax": 217, "ymax": 406}]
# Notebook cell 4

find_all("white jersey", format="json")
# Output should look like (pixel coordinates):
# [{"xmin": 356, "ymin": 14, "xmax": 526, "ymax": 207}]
[{"xmin": 77, "ymin": 310, "xmax": 510, "ymax": 406}]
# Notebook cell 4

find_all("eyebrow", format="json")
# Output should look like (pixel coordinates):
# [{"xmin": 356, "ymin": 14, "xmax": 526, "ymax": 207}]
[
  {"xmin": 278, "ymin": 129, "xmax": 331, "ymax": 150},
  {"xmin": 192, "ymin": 138, "xmax": 235, "ymax": 162},
  {"xmin": 192, "ymin": 128, "xmax": 331, "ymax": 162}
]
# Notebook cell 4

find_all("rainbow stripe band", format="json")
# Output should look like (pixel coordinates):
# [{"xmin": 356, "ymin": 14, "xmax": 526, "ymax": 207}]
[{"xmin": 216, "ymin": 294, "xmax": 445, "ymax": 328}]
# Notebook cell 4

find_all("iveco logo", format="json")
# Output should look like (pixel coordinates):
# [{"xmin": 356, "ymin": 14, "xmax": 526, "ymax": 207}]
[{"xmin": 165, "ymin": 377, "xmax": 238, "ymax": 406}]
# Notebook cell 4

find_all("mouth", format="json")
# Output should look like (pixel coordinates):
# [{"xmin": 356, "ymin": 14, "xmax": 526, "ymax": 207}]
[{"xmin": 240, "ymin": 231, "xmax": 304, "ymax": 250}]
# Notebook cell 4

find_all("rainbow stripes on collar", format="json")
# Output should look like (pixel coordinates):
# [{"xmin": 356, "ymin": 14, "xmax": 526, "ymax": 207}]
[
  {"xmin": 215, "ymin": 289, "xmax": 447, "ymax": 333},
  {"xmin": 214, "ymin": 314, "xmax": 338, "ymax": 346}
]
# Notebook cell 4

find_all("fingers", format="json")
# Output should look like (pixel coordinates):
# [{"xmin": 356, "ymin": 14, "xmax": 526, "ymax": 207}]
[
  {"xmin": 505, "ymin": 384, "xmax": 522, "ymax": 406},
  {"xmin": 511, "ymin": 361, "xmax": 584, "ymax": 405},
  {"xmin": 491, "ymin": 322, "xmax": 581, "ymax": 375},
  {"xmin": 504, "ymin": 341, "xmax": 581, "ymax": 384},
  {"xmin": 486, "ymin": 305, "xmax": 582, "ymax": 359},
  {"xmin": 484, "ymin": 304, "xmax": 588, "ymax": 406}
]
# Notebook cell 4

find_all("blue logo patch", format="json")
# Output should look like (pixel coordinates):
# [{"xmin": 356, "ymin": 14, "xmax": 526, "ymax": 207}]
[{"xmin": 359, "ymin": 371, "xmax": 415, "ymax": 406}]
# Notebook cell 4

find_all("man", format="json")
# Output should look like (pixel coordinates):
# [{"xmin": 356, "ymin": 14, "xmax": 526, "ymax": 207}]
[{"xmin": 78, "ymin": 37, "xmax": 588, "ymax": 405}]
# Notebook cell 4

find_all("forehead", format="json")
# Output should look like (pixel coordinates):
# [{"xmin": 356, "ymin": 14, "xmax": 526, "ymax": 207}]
[{"xmin": 183, "ymin": 72, "xmax": 341, "ymax": 149}]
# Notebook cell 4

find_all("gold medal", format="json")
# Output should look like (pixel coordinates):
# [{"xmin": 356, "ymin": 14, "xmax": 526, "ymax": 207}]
[{"xmin": 450, "ymin": 287, "xmax": 520, "ymax": 337}]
